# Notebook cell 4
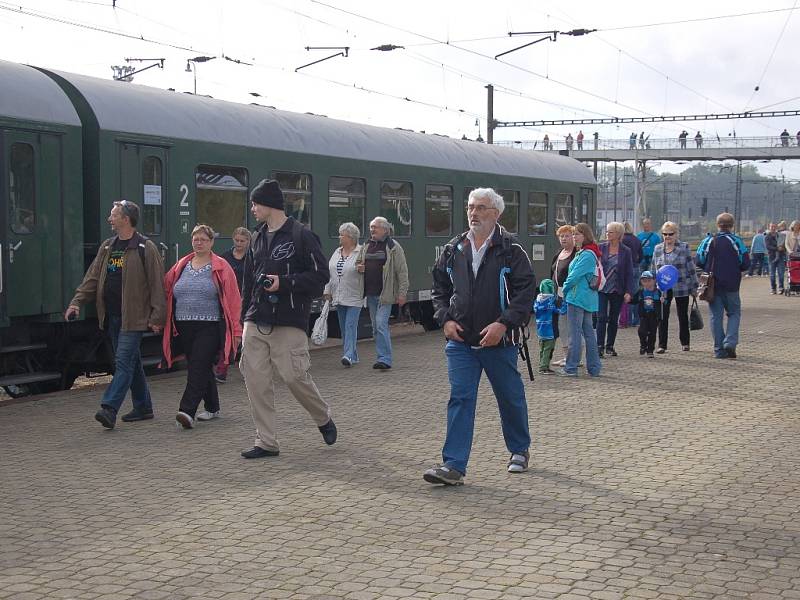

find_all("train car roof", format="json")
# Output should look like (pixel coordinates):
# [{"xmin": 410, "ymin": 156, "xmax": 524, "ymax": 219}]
[
  {"xmin": 0, "ymin": 61, "xmax": 81, "ymax": 127},
  {"xmin": 42, "ymin": 66, "xmax": 594, "ymax": 185}
]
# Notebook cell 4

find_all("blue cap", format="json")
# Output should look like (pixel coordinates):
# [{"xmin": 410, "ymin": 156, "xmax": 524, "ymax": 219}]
[{"xmin": 640, "ymin": 270, "xmax": 654, "ymax": 279}]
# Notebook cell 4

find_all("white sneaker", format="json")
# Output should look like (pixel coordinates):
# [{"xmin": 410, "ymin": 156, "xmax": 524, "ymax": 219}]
[
  {"xmin": 196, "ymin": 411, "xmax": 220, "ymax": 421},
  {"xmin": 175, "ymin": 411, "xmax": 194, "ymax": 429},
  {"xmin": 551, "ymin": 358, "xmax": 566, "ymax": 367}
]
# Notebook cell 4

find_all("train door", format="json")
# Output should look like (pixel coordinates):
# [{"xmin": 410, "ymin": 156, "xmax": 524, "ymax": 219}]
[
  {"xmin": 3, "ymin": 131, "xmax": 52, "ymax": 319},
  {"xmin": 0, "ymin": 132, "xmax": 6, "ymax": 327},
  {"xmin": 119, "ymin": 143, "xmax": 170, "ymax": 264}
]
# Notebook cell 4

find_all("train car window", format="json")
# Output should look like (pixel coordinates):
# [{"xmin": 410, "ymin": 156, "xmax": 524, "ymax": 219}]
[
  {"xmin": 328, "ymin": 176, "xmax": 366, "ymax": 238},
  {"xmin": 273, "ymin": 172, "xmax": 311, "ymax": 226},
  {"xmin": 527, "ymin": 192, "xmax": 548, "ymax": 235},
  {"xmin": 196, "ymin": 166, "xmax": 248, "ymax": 236},
  {"xmin": 580, "ymin": 187, "xmax": 593, "ymax": 224},
  {"xmin": 425, "ymin": 184, "xmax": 453, "ymax": 237},
  {"xmin": 555, "ymin": 194, "xmax": 575, "ymax": 227},
  {"xmin": 9, "ymin": 143, "xmax": 35, "ymax": 235},
  {"xmin": 498, "ymin": 189, "xmax": 519, "ymax": 233},
  {"xmin": 142, "ymin": 156, "xmax": 163, "ymax": 235},
  {"xmin": 380, "ymin": 181, "xmax": 412, "ymax": 237}
]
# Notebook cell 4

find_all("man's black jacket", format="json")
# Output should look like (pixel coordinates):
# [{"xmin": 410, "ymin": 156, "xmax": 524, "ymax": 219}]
[
  {"xmin": 241, "ymin": 217, "xmax": 330, "ymax": 331},
  {"xmin": 432, "ymin": 224, "xmax": 536, "ymax": 347}
]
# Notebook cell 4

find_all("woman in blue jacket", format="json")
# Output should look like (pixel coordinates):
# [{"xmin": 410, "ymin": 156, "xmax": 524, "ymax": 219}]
[
  {"xmin": 558, "ymin": 223, "xmax": 602, "ymax": 377},
  {"xmin": 596, "ymin": 222, "xmax": 635, "ymax": 357}
]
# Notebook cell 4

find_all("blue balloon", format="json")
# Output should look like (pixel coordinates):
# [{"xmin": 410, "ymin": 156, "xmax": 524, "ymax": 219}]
[{"xmin": 656, "ymin": 264, "xmax": 679, "ymax": 291}]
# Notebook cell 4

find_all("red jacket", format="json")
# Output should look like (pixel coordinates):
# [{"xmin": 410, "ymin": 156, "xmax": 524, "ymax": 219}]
[{"xmin": 162, "ymin": 252, "xmax": 243, "ymax": 368}]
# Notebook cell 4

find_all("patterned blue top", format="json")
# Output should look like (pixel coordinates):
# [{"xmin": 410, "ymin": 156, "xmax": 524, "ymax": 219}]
[{"xmin": 173, "ymin": 262, "xmax": 221, "ymax": 321}]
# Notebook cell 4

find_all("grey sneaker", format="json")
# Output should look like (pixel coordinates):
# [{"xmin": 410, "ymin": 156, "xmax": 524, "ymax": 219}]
[
  {"xmin": 507, "ymin": 451, "xmax": 529, "ymax": 473},
  {"xmin": 196, "ymin": 410, "xmax": 219, "ymax": 421},
  {"xmin": 423, "ymin": 464, "xmax": 464, "ymax": 486},
  {"xmin": 556, "ymin": 368, "xmax": 578, "ymax": 377}
]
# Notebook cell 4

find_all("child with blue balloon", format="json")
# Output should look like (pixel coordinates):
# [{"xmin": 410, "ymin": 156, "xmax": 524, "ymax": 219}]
[{"xmin": 630, "ymin": 271, "xmax": 663, "ymax": 357}]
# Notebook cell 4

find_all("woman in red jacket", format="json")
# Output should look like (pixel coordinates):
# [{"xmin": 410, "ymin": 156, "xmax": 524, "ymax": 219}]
[{"xmin": 162, "ymin": 225, "xmax": 242, "ymax": 429}]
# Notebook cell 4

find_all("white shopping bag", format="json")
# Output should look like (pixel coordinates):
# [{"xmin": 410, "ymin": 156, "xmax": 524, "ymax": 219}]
[{"xmin": 311, "ymin": 300, "xmax": 330, "ymax": 346}]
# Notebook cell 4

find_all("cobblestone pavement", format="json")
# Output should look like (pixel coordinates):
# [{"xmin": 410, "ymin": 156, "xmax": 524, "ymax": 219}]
[{"xmin": 1, "ymin": 280, "xmax": 799, "ymax": 600}]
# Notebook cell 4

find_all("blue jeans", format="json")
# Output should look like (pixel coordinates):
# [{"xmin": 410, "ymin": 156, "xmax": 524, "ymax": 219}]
[
  {"xmin": 336, "ymin": 305, "xmax": 361, "ymax": 364},
  {"xmin": 709, "ymin": 291, "xmax": 741, "ymax": 357},
  {"xmin": 769, "ymin": 256, "xmax": 786, "ymax": 291},
  {"xmin": 366, "ymin": 296, "xmax": 392, "ymax": 366},
  {"xmin": 565, "ymin": 304, "xmax": 602, "ymax": 376},
  {"xmin": 748, "ymin": 253, "xmax": 765, "ymax": 276},
  {"xmin": 101, "ymin": 315, "xmax": 152, "ymax": 413},
  {"xmin": 441, "ymin": 341, "xmax": 531, "ymax": 475},
  {"xmin": 596, "ymin": 292, "xmax": 624, "ymax": 350}
]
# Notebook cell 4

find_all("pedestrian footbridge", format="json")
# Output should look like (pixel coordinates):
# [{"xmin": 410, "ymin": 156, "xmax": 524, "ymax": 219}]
[{"xmin": 498, "ymin": 135, "xmax": 800, "ymax": 162}]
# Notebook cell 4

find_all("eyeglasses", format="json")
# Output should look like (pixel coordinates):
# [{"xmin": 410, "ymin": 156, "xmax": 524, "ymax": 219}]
[
  {"xmin": 663, "ymin": 232, "xmax": 676, "ymax": 236},
  {"xmin": 467, "ymin": 204, "xmax": 496, "ymax": 213}
]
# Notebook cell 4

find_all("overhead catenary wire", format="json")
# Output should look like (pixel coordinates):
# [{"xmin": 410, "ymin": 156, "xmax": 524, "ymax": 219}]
[
  {"xmin": 742, "ymin": 0, "xmax": 798, "ymax": 112},
  {"xmin": 0, "ymin": 0, "xmax": 213, "ymax": 54},
  {"xmin": 309, "ymin": 0, "xmax": 657, "ymax": 118}
]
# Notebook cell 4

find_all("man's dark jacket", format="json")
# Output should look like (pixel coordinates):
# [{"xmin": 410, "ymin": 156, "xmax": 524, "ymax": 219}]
[
  {"xmin": 432, "ymin": 224, "xmax": 536, "ymax": 347},
  {"xmin": 241, "ymin": 217, "xmax": 330, "ymax": 331}
]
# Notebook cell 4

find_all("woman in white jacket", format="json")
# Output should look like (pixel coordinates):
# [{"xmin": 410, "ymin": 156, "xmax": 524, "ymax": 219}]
[{"xmin": 324, "ymin": 222, "xmax": 363, "ymax": 366}]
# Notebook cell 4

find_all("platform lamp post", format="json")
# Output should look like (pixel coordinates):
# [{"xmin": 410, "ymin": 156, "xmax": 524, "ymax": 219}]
[{"xmin": 186, "ymin": 56, "xmax": 216, "ymax": 95}]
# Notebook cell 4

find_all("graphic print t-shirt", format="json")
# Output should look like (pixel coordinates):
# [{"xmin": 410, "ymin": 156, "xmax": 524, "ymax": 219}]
[{"xmin": 103, "ymin": 238, "xmax": 128, "ymax": 316}]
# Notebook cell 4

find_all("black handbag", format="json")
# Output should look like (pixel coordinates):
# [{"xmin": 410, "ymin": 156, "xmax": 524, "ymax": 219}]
[{"xmin": 689, "ymin": 297, "xmax": 704, "ymax": 331}]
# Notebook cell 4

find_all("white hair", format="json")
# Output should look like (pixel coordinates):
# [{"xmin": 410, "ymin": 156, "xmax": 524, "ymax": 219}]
[
  {"xmin": 338, "ymin": 221, "xmax": 360, "ymax": 242},
  {"xmin": 468, "ymin": 187, "xmax": 504, "ymax": 215},
  {"xmin": 370, "ymin": 216, "xmax": 392, "ymax": 234}
]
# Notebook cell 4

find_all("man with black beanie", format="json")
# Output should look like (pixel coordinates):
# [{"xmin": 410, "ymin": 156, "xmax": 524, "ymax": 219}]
[{"xmin": 239, "ymin": 179, "xmax": 336, "ymax": 459}]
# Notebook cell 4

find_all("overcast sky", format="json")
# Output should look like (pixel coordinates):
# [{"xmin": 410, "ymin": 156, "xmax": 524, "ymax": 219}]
[{"xmin": 3, "ymin": 0, "xmax": 800, "ymax": 179}]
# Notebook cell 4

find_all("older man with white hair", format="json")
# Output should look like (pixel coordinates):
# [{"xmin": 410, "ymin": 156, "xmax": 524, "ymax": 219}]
[
  {"xmin": 356, "ymin": 216, "xmax": 409, "ymax": 370},
  {"xmin": 424, "ymin": 188, "xmax": 536, "ymax": 486}
]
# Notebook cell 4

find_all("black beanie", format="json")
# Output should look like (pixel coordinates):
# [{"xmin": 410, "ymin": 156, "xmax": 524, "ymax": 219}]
[{"xmin": 250, "ymin": 179, "xmax": 284, "ymax": 210}]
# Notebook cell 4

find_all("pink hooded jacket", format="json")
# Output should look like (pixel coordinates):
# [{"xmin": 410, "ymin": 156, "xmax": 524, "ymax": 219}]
[{"xmin": 162, "ymin": 252, "xmax": 243, "ymax": 369}]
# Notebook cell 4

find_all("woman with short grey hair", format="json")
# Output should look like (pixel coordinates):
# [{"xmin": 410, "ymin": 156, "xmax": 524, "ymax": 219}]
[{"xmin": 324, "ymin": 222, "xmax": 363, "ymax": 367}]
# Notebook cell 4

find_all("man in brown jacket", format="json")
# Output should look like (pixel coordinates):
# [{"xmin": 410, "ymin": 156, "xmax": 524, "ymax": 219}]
[{"xmin": 65, "ymin": 200, "xmax": 166, "ymax": 429}]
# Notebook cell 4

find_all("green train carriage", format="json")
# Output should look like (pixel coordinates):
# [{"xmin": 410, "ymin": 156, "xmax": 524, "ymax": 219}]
[
  {"xmin": 0, "ymin": 60, "xmax": 596, "ymax": 396},
  {"xmin": 0, "ymin": 61, "xmax": 84, "ymax": 395}
]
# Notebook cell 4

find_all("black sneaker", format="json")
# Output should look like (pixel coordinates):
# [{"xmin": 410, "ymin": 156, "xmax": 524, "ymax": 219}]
[
  {"xmin": 373, "ymin": 362, "xmax": 391, "ymax": 370},
  {"xmin": 121, "ymin": 409, "xmax": 154, "ymax": 422},
  {"xmin": 606, "ymin": 347, "xmax": 618, "ymax": 357},
  {"xmin": 94, "ymin": 406, "xmax": 117, "ymax": 429},
  {"xmin": 241, "ymin": 446, "xmax": 280, "ymax": 459},
  {"xmin": 598, "ymin": 347, "xmax": 604, "ymax": 358},
  {"xmin": 639, "ymin": 348, "xmax": 646, "ymax": 355},
  {"xmin": 423, "ymin": 464, "xmax": 464, "ymax": 486},
  {"xmin": 318, "ymin": 419, "xmax": 337, "ymax": 445},
  {"xmin": 724, "ymin": 346, "xmax": 737, "ymax": 359}
]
